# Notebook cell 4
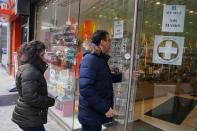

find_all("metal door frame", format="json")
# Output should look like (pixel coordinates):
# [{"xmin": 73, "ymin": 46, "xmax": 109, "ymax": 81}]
[{"xmin": 124, "ymin": 0, "xmax": 140, "ymax": 130}]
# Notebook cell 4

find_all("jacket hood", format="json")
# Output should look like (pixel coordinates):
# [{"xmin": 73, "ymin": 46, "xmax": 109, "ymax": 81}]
[
  {"xmin": 82, "ymin": 41, "xmax": 110, "ymax": 61},
  {"xmin": 82, "ymin": 41, "xmax": 101, "ymax": 56}
]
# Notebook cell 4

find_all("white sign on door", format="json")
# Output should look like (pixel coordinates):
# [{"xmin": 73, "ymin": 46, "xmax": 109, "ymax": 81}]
[
  {"xmin": 152, "ymin": 35, "xmax": 184, "ymax": 65},
  {"xmin": 114, "ymin": 20, "xmax": 124, "ymax": 38},
  {"xmin": 50, "ymin": 67, "xmax": 56, "ymax": 84},
  {"xmin": 162, "ymin": 5, "xmax": 186, "ymax": 32}
]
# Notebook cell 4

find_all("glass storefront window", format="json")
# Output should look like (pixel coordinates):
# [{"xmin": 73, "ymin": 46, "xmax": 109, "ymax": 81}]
[
  {"xmin": 36, "ymin": 0, "xmax": 137, "ymax": 130},
  {"xmin": 35, "ymin": 0, "xmax": 197, "ymax": 130},
  {"xmin": 35, "ymin": 0, "xmax": 80, "ymax": 130},
  {"xmin": 78, "ymin": 0, "xmax": 136, "ymax": 130},
  {"xmin": 134, "ymin": 0, "xmax": 197, "ymax": 131}
]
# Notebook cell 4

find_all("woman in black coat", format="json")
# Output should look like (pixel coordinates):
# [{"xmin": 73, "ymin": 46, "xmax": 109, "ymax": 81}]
[{"xmin": 12, "ymin": 41, "xmax": 55, "ymax": 131}]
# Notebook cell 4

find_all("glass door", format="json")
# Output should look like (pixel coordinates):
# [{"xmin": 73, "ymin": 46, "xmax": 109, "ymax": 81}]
[
  {"xmin": 75, "ymin": 0, "xmax": 137, "ymax": 130},
  {"xmin": 134, "ymin": 0, "xmax": 197, "ymax": 131}
]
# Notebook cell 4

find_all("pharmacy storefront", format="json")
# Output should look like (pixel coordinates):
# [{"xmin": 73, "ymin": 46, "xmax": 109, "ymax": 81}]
[{"xmin": 34, "ymin": 0, "xmax": 197, "ymax": 130}]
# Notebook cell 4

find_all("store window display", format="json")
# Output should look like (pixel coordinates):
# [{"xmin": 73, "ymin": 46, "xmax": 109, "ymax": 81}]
[{"xmin": 35, "ymin": 0, "xmax": 80, "ymax": 129}]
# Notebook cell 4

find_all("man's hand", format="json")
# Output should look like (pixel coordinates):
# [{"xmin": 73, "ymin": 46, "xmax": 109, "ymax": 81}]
[
  {"xmin": 105, "ymin": 108, "xmax": 117, "ymax": 118},
  {"xmin": 133, "ymin": 70, "xmax": 140, "ymax": 80}
]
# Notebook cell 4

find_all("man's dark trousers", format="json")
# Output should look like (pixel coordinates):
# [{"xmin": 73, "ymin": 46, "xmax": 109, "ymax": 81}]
[{"xmin": 82, "ymin": 124, "xmax": 102, "ymax": 131}]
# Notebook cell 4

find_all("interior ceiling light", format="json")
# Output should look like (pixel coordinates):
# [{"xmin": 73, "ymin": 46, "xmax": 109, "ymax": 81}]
[
  {"xmin": 189, "ymin": 21, "xmax": 193, "ymax": 24},
  {"xmin": 66, "ymin": 20, "xmax": 71, "ymax": 25},
  {"xmin": 113, "ymin": 17, "xmax": 118, "ymax": 20},
  {"xmin": 189, "ymin": 10, "xmax": 194, "ymax": 14},
  {"xmin": 99, "ymin": 14, "xmax": 103, "ymax": 18},
  {"xmin": 66, "ymin": 0, "xmax": 71, "ymax": 25},
  {"xmin": 93, "ymin": 6, "xmax": 96, "ymax": 9},
  {"xmin": 52, "ymin": 0, "xmax": 56, "ymax": 4},
  {"xmin": 45, "ymin": 6, "xmax": 48, "ymax": 10},
  {"xmin": 156, "ymin": 2, "xmax": 161, "ymax": 5}
]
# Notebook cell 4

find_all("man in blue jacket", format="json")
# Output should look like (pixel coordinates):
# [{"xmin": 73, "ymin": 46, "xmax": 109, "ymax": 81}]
[{"xmin": 78, "ymin": 30, "xmax": 122, "ymax": 131}]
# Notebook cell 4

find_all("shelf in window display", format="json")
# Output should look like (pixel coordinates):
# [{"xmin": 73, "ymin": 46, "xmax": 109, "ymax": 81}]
[
  {"xmin": 52, "ymin": 26, "xmax": 77, "ymax": 46},
  {"xmin": 45, "ymin": 47, "xmax": 77, "ymax": 67},
  {"xmin": 52, "ymin": 39, "xmax": 77, "ymax": 46}
]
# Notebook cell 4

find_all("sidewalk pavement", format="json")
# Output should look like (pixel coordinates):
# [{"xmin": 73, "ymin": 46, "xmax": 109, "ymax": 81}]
[{"xmin": 0, "ymin": 66, "xmax": 66, "ymax": 131}]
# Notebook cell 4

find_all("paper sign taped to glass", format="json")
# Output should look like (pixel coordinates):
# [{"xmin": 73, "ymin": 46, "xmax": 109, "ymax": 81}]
[
  {"xmin": 49, "ymin": 67, "xmax": 56, "ymax": 84},
  {"xmin": 162, "ymin": 5, "xmax": 186, "ymax": 33},
  {"xmin": 109, "ymin": 38, "xmax": 130, "ymax": 72},
  {"xmin": 152, "ymin": 35, "xmax": 184, "ymax": 65}
]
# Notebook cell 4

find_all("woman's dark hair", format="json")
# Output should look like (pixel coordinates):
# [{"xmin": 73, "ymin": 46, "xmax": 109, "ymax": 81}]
[
  {"xmin": 91, "ymin": 30, "xmax": 109, "ymax": 46},
  {"xmin": 17, "ymin": 40, "xmax": 46, "ymax": 65}
]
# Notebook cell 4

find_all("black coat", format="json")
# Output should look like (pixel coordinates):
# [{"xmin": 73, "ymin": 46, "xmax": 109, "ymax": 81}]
[{"xmin": 12, "ymin": 56, "xmax": 55, "ymax": 127}]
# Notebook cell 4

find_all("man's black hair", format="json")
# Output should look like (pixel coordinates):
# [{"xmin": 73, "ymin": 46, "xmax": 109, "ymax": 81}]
[{"xmin": 91, "ymin": 30, "xmax": 109, "ymax": 46}]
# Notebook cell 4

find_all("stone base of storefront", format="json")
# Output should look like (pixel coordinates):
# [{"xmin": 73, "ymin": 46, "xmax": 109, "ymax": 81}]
[
  {"xmin": 48, "ymin": 108, "xmax": 81, "ymax": 131},
  {"xmin": 48, "ymin": 108, "xmax": 71, "ymax": 131}
]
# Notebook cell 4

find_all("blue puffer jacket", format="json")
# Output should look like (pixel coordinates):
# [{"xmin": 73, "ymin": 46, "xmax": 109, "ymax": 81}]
[{"xmin": 78, "ymin": 43, "xmax": 121, "ymax": 126}]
